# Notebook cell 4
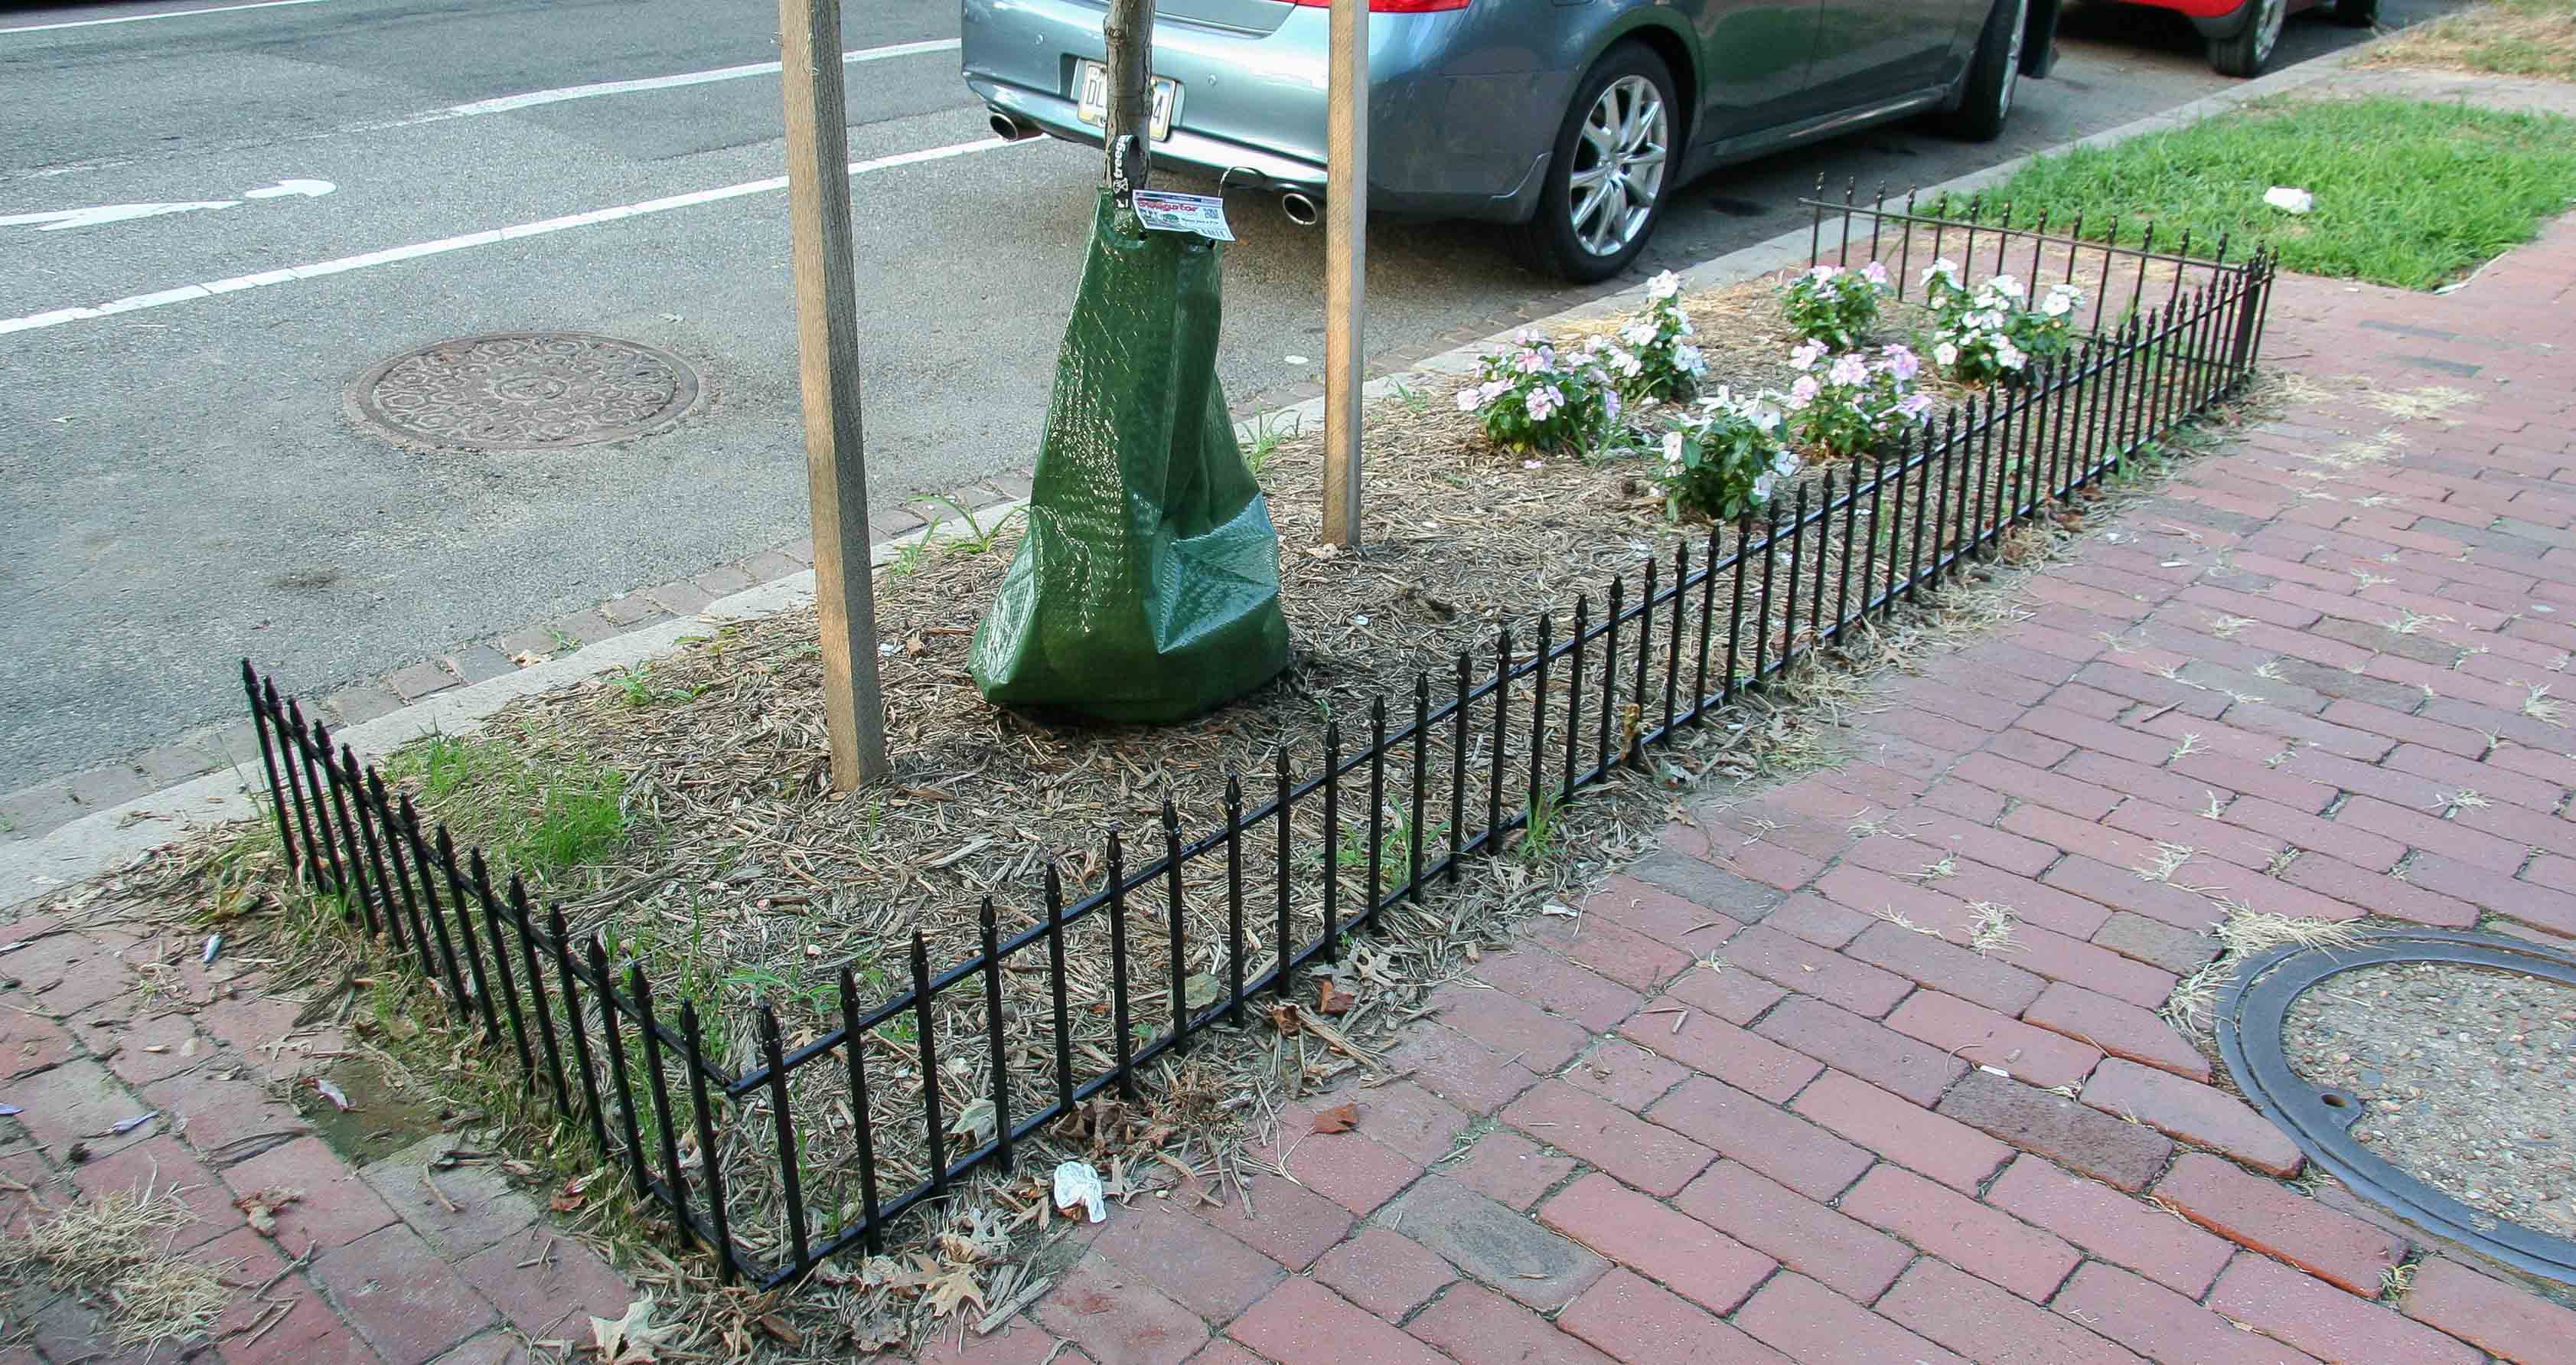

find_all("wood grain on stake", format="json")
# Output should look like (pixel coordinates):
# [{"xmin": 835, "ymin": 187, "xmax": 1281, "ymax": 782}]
[
  {"xmin": 1322, "ymin": 0, "xmax": 1368, "ymax": 547},
  {"xmin": 779, "ymin": 0, "xmax": 891, "ymax": 787}
]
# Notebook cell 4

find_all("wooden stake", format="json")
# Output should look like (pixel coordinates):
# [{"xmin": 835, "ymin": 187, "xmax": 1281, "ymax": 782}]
[
  {"xmin": 779, "ymin": 0, "xmax": 891, "ymax": 790},
  {"xmin": 1319, "ymin": 0, "xmax": 1368, "ymax": 547},
  {"xmin": 1102, "ymin": 0, "xmax": 1153, "ymax": 197}
]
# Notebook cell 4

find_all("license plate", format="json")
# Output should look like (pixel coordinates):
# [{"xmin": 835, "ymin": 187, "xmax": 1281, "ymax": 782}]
[{"xmin": 1075, "ymin": 60, "xmax": 1179, "ymax": 142}]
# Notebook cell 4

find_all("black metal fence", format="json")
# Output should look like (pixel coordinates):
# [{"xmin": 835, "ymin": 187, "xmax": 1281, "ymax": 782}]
[{"xmin": 240, "ymin": 199, "xmax": 2275, "ymax": 1290}]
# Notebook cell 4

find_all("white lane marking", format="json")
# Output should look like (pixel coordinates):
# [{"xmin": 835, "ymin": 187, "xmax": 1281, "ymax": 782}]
[
  {"xmin": 392, "ymin": 39, "xmax": 962, "ymax": 129},
  {"xmin": 0, "ymin": 0, "xmax": 331, "ymax": 35},
  {"xmin": 0, "ymin": 137, "xmax": 1025, "ymax": 336},
  {"xmin": 243, "ymin": 178, "xmax": 335, "ymax": 199},
  {"xmin": 8, "ymin": 38, "xmax": 963, "ymax": 182},
  {"xmin": 0, "ymin": 200, "xmax": 239, "ymax": 231}
]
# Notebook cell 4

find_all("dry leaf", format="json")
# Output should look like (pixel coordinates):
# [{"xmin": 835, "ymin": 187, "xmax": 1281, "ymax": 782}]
[
  {"xmin": 755, "ymin": 1315, "xmax": 801, "ymax": 1347},
  {"xmin": 552, "ymin": 1171, "xmax": 595, "ymax": 1213},
  {"xmin": 588, "ymin": 1296, "xmax": 680, "ymax": 1365},
  {"xmin": 1267, "ymin": 1001, "xmax": 1303, "ymax": 1035},
  {"xmin": 1316, "ymin": 979, "xmax": 1355, "ymax": 1015},
  {"xmin": 510, "ymin": 650, "xmax": 546, "ymax": 667},
  {"xmin": 923, "ymin": 1266, "xmax": 986, "ymax": 1318},
  {"xmin": 233, "ymin": 1185, "xmax": 303, "ymax": 1237},
  {"xmin": 1311, "ymin": 1102, "xmax": 1358, "ymax": 1135}
]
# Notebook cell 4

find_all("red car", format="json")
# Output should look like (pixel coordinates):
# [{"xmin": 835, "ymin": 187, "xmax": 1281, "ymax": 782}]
[{"xmin": 2131, "ymin": 0, "xmax": 2376, "ymax": 75}]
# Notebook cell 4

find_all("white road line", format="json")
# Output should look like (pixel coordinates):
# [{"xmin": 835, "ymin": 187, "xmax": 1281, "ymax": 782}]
[
  {"xmin": 8, "ymin": 38, "xmax": 965, "ymax": 182},
  {"xmin": 393, "ymin": 39, "xmax": 962, "ymax": 129},
  {"xmin": 0, "ymin": 137, "xmax": 1026, "ymax": 337},
  {"xmin": 0, "ymin": 0, "xmax": 331, "ymax": 36}
]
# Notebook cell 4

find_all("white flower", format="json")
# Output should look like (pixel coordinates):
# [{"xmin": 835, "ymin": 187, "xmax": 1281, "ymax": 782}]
[
  {"xmin": 1829, "ymin": 353, "xmax": 1869, "ymax": 387},
  {"xmin": 1648, "ymin": 269, "xmax": 1682, "ymax": 301},
  {"xmin": 1934, "ymin": 341, "xmax": 1958, "ymax": 367},
  {"xmin": 1605, "ymin": 391, "xmax": 1623, "ymax": 421},
  {"xmin": 1921, "ymin": 258, "xmax": 1961, "ymax": 289},
  {"xmin": 1746, "ymin": 399, "xmax": 1782, "ymax": 433},
  {"xmin": 1663, "ymin": 430, "xmax": 1687, "ymax": 463},
  {"xmin": 1678, "ymin": 315, "xmax": 1695, "ymax": 337},
  {"xmin": 1621, "ymin": 322, "xmax": 1657, "ymax": 347},
  {"xmin": 1753, "ymin": 470, "xmax": 1780, "ymax": 501},
  {"xmin": 2043, "ymin": 290, "xmax": 2075, "ymax": 318},
  {"xmin": 1789, "ymin": 339, "xmax": 1828, "ymax": 372},
  {"xmin": 1675, "ymin": 345, "xmax": 1705, "ymax": 376},
  {"xmin": 1989, "ymin": 274, "xmax": 2026, "ymax": 299},
  {"xmin": 1807, "ymin": 265, "xmax": 1841, "ymax": 283},
  {"xmin": 1456, "ymin": 388, "xmax": 1482, "ymax": 412},
  {"xmin": 1523, "ymin": 459, "xmax": 1545, "ymax": 470},
  {"xmin": 1788, "ymin": 376, "xmax": 1819, "ymax": 409},
  {"xmin": 1511, "ymin": 327, "xmax": 1544, "ymax": 345},
  {"xmin": 1610, "ymin": 347, "xmax": 1643, "ymax": 377},
  {"xmin": 1772, "ymin": 449, "xmax": 1799, "ymax": 477},
  {"xmin": 1478, "ymin": 379, "xmax": 1511, "ymax": 404},
  {"xmin": 1996, "ymin": 338, "xmax": 2026, "ymax": 371}
]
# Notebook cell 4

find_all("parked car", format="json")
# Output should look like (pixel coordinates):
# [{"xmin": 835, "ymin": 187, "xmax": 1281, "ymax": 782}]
[
  {"xmin": 2113, "ymin": 0, "xmax": 2372, "ymax": 77},
  {"xmin": 963, "ymin": 0, "xmax": 2062, "ymax": 282}
]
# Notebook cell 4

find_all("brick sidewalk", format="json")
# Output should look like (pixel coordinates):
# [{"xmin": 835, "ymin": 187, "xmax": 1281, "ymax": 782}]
[
  {"xmin": 2, "ymin": 906, "xmax": 631, "ymax": 1364},
  {"xmin": 11, "ymin": 220, "xmax": 2576, "ymax": 1362},
  {"xmin": 934, "ymin": 220, "xmax": 2576, "ymax": 1363}
]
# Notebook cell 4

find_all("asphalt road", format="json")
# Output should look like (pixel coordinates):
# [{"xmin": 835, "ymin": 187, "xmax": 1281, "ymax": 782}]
[{"xmin": 0, "ymin": 0, "xmax": 2453, "ymax": 796}]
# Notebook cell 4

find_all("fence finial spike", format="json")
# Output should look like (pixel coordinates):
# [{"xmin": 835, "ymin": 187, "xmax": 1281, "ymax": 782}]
[
  {"xmin": 1161, "ymin": 795, "xmax": 1179, "ymax": 830},
  {"xmin": 979, "ymin": 896, "xmax": 996, "ymax": 932}
]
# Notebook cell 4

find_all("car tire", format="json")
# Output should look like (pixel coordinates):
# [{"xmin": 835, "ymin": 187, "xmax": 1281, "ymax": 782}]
[
  {"xmin": 1508, "ymin": 44, "xmax": 1680, "ymax": 284},
  {"xmin": 2207, "ymin": 0, "xmax": 2287, "ymax": 75},
  {"xmin": 1941, "ymin": 0, "xmax": 2029, "ymax": 142},
  {"xmin": 2332, "ymin": 0, "xmax": 2378, "ymax": 26}
]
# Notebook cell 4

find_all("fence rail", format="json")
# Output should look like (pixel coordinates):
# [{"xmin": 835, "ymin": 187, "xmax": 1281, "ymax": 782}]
[{"xmin": 242, "ymin": 199, "xmax": 2276, "ymax": 1289}]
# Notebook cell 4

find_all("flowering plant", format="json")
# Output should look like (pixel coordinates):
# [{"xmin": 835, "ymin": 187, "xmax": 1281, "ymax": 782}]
[
  {"xmin": 1783, "ymin": 341, "xmax": 1936, "ymax": 459},
  {"xmin": 1657, "ymin": 387, "xmax": 1799, "ymax": 521},
  {"xmin": 1781, "ymin": 262, "xmax": 1891, "ymax": 351},
  {"xmin": 1612, "ymin": 270, "xmax": 1707, "ymax": 403},
  {"xmin": 1920, "ymin": 260, "xmax": 2082, "ymax": 385},
  {"xmin": 1459, "ymin": 329, "xmax": 1619, "ymax": 454}
]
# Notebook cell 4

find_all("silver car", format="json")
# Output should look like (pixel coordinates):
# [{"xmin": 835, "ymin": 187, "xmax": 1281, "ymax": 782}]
[{"xmin": 963, "ymin": 0, "xmax": 2060, "ymax": 282}]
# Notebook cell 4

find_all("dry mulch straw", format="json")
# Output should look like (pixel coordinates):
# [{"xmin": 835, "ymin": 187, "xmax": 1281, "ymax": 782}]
[
  {"xmin": 26, "ymin": 251, "xmax": 2251, "ymax": 1358},
  {"xmin": 1, "ymin": 1183, "xmax": 237, "ymax": 1353}
]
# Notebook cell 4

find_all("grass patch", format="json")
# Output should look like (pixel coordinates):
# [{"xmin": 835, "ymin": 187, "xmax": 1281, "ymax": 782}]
[
  {"xmin": 383, "ymin": 730, "xmax": 634, "ymax": 887},
  {"xmin": 1945, "ymin": 96, "xmax": 2576, "ymax": 289},
  {"xmin": 2362, "ymin": 0, "xmax": 2576, "ymax": 81}
]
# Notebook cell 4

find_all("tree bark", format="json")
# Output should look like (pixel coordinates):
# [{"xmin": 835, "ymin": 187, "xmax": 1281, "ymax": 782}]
[{"xmin": 1101, "ymin": 0, "xmax": 1154, "ymax": 195}]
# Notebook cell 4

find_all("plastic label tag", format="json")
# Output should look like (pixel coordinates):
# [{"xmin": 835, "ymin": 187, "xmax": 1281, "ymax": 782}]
[{"xmin": 1132, "ymin": 190, "xmax": 1234, "ymax": 242}]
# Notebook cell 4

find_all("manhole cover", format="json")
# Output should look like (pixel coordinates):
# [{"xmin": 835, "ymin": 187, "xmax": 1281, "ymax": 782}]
[
  {"xmin": 349, "ymin": 332, "xmax": 702, "ymax": 452},
  {"xmin": 2219, "ymin": 929, "xmax": 2576, "ymax": 1283}
]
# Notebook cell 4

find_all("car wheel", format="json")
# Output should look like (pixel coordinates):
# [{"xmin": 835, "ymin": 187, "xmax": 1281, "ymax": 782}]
[
  {"xmin": 2332, "ymin": 0, "xmax": 2378, "ymax": 27},
  {"xmin": 1509, "ymin": 44, "xmax": 1678, "ymax": 284},
  {"xmin": 1941, "ymin": 0, "xmax": 2030, "ymax": 142},
  {"xmin": 2208, "ymin": 0, "xmax": 2287, "ymax": 75}
]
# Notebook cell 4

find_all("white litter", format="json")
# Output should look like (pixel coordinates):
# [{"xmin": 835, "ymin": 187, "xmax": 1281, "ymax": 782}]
[
  {"xmin": 1053, "ymin": 1159, "xmax": 1107, "ymax": 1223},
  {"xmin": 2264, "ymin": 187, "xmax": 2314, "ymax": 215}
]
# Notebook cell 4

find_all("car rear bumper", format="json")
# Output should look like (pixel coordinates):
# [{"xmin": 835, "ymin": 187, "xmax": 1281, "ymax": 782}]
[
  {"xmin": 960, "ymin": 0, "xmax": 1560, "ymax": 221},
  {"xmin": 2113, "ymin": 0, "xmax": 2304, "ymax": 34}
]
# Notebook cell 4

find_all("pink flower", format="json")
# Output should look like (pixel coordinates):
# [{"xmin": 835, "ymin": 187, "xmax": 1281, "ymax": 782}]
[
  {"xmin": 1789, "ymin": 339, "xmax": 1828, "ymax": 372},
  {"xmin": 1828, "ymin": 353, "xmax": 1869, "ymax": 387},
  {"xmin": 1862, "ymin": 261, "xmax": 1890, "ymax": 286}
]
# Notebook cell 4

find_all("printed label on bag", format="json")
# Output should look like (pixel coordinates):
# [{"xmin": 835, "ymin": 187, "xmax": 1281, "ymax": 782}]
[{"xmin": 1132, "ymin": 190, "xmax": 1234, "ymax": 242}]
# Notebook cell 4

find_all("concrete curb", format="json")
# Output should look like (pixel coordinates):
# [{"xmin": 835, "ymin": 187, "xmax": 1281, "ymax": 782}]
[{"xmin": 0, "ymin": 44, "xmax": 2362, "ymax": 913}]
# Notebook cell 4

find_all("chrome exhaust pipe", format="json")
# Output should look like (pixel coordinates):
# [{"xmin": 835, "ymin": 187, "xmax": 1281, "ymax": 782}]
[
  {"xmin": 1280, "ymin": 191, "xmax": 1322, "ymax": 227},
  {"xmin": 988, "ymin": 109, "xmax": 1039, "ymax": 142}
]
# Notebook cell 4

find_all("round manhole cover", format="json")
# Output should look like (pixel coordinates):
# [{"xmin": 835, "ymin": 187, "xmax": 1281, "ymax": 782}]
[
  {"xmin": 349, "ymin": 333, "xmax": 702, "ymax": 452},
  {"xmin": 2221, "ymin": 929, "xmax": 2576, "ymax": 1283}
]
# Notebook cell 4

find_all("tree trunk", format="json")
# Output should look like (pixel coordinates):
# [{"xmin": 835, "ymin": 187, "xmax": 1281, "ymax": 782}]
[{"xmin": 1101, "ymin": 0, "xmax": 1153, "ymax": 195}]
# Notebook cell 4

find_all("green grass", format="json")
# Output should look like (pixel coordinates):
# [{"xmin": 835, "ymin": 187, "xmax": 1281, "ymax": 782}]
[
  {"xmin": 383, "ymin": 731, "xmax": 633, "ymax": 884},
  {"xmin": 1946, "ymin": 97, "xmax": 2576, "ymax": 290}
]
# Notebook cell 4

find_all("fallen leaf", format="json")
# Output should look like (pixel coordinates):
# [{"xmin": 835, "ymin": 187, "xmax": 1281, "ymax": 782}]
[
  {"xmin": 904, "ymin": 636, "xmax": 926, "ymax": 657},
  {"xmin": 1316, "ymin": 979, "xmax": 1355, "ymax": 1016},
  {"xmin": 755, "ymin": 1315, "xmax": 801, "ymax": 1347},
  {"xmin": 510, "ymin": 651, "xmax": 546, "ymax": 668},
  {"xmin": 1182, "ymin": 972, "xmax": 1222, "ymax": 1011},
  {"xmin": 947, "ymin": 1097, "xmax": 996, "ymax": 1145},
  {"xmin": 589, "ymin": 1296, "xmax": 680, "ymax": 1365},
  {"xmin": 233, "ymin": 1185, "xmax": 304, "ymax": 1237},
  {"xmin": 1311, "ymin": 1102, "xmax": 1358, "ymax": 1135},
  {"xmin": 553, "ymin": 1171, "xmax": 595, "ymax": 1213},
  {"xmin": 922, "ymin": 1266, "xmax": 986, "ymax": 1318},
  {"xmin": 1267, "ymin": 1001, "xmax": 1303, "ymax": 1035}
]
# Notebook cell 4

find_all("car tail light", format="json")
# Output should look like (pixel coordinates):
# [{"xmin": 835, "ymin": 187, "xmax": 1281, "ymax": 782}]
[{"xmin": 1284, "ymin": 0, "xmax": 1472, "ymax": 11}]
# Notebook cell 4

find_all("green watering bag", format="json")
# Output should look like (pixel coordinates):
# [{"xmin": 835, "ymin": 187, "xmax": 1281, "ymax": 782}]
[{"xmin": 968, "ymin": 191, "xmax": 1290, "ymax": 723}]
